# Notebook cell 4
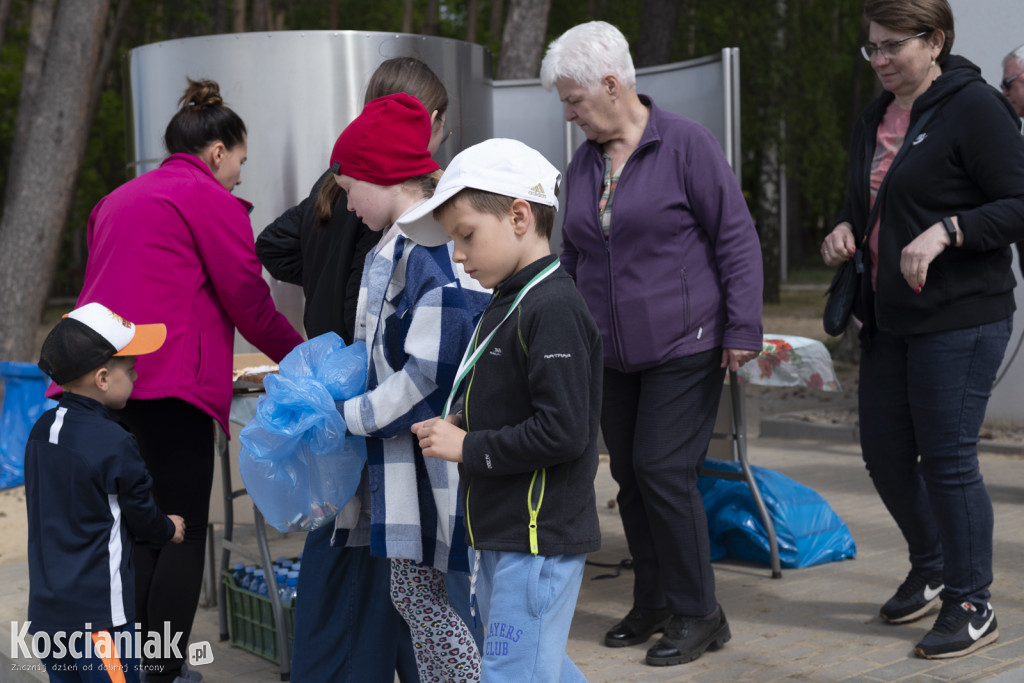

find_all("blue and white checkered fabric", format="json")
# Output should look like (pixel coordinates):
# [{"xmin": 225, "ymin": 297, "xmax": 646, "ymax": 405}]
[{"xmin": 342, "ymin": 233, "xmax": 488, "ymax": 571}]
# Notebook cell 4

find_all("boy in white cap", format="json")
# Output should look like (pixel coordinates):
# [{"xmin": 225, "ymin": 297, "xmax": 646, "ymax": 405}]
[
  {"xmin": 405, "ymin": 138, "xmax": 603, "ymax": 681},
  {"xmin": 26, "ymin": 302, "xmax": 185, "ymax": 682}
]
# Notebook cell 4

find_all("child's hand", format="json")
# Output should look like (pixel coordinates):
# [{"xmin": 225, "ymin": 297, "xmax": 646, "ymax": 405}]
[
  {"xmin": 411, "ymin": 417, "xmax": 466, "ymax": 463},
  {"xmin": 168, "ymin": 515, "xmax": 186, "ymax": 544}
]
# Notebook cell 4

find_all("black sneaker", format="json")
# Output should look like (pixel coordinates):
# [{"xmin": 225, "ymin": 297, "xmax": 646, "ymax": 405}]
[
  {"xmin": 914, "ymin": 601, "xmax": 998, "ymax": 659},
  {"xmin": 880, "ymin": 571, "xmax": 943, "ymax": 624},
  {"xmin": 645, "ymin": 606, "xmax": 731, "ymax": 666}
]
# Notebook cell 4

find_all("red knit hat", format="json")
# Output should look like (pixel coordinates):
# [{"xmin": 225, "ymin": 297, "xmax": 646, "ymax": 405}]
[{"xmin": 329, "ymin": 92, "xmax": 440, "ymax": 186}]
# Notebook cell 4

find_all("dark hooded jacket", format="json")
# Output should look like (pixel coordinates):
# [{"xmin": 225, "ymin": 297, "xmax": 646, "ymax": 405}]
[
  {"xmin": 256, "ymin": 171, "xmax": 380, "ymax": 342},
  {"xmin": 837, "ymin": 55, "xmax": 1024, "ymax": 336}
]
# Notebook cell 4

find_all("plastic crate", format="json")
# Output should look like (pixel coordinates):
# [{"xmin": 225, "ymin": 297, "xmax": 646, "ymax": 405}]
[{"xmin": 222, "ymin": 571, "xmax": 295, "ymax": 664}]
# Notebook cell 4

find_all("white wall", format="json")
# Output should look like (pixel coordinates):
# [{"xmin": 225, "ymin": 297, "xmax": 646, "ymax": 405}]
[{"xmin": 948, "ymin": 0, "xmax": 1024, "ymax": 425}]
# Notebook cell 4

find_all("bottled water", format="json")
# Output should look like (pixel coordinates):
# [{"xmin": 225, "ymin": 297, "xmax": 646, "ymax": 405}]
[
  {"xmin": 240, "ymin": 565, "xmax": 256, "ymax": 590},
  {"xmin": 281, "ymin": 577, "xmax": 299, "ymax": 607},
  {"xmin": 253, "ymin": 569, "xmax": 267, "ymax": 596},
  {"xmin": 232, "ymin": 562, "xmax": 246, "ymax": 585}
]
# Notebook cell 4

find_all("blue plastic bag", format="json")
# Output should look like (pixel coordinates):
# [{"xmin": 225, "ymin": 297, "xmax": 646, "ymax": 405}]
[
  {"xmin": 239, "ymin": 333, "xmax": 368, "ymax": 533},
  {"xmin": 0, "ymin": 362, "xmax": 57, "ymax": 490},
  {"xmin": 698, "ymin": 459, "xmax": 857, "ymax": 569}
]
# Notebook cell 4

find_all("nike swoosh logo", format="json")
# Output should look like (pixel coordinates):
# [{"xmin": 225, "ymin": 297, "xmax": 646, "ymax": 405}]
[
  {"xmin": 968, "ymin": 612, "xmax": 995, "ymax": 640},
  {"xmin": 924, "ymin": 585, "xmax": 942, "ymax": 601}
]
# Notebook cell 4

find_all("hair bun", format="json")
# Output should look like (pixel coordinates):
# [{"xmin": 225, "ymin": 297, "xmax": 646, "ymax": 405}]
[{"xmin": 179, "ymin": 78, "xmax": 224, "ymax": 111}]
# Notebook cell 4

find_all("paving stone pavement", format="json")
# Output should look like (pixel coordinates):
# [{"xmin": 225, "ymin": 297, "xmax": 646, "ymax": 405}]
[{"xmin": 3, "ymin": 437, "xmax": 1023, "ymax": 682}]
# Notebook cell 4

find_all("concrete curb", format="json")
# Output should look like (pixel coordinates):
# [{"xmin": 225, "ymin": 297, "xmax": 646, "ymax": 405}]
[{"xmin": 759, "ymin": 412, "xmax": 1023, "ymax": 455}]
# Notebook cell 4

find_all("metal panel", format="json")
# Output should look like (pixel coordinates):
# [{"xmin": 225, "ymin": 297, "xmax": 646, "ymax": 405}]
[
  {"xmin": 491, "ymin": 49, "xmax": 739, "ymax": 251},
  {"xmin": 124, "ymin": 31, "xmax": 492, "ymax": 337}
]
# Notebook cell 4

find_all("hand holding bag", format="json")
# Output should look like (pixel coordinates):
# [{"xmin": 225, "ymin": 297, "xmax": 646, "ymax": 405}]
[
  {"xmin": 822, "ymin": 103, "xmax": 940, "ymax": 337},
  {"xmin": 823, "ymin": 251, "xmax": 862, "ymax": 337}
]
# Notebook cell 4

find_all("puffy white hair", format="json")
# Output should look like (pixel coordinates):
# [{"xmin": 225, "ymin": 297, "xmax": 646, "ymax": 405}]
[
  {"xmin": 1004, "ymin": 44, "xmax": 1024, "ymax": 70},
  {"xmin": 540, "ymin": 21, "xmax": 636, "ymax": 91}
]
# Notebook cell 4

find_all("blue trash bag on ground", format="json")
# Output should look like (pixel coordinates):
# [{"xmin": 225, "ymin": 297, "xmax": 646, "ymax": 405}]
[
  {"xmin": 239, "ymin": 333, "xmax": 368, "ymax": 533},
  {"xmin": 0, "ymin": 362, "xmax": 57, "ymax": 490},
  {"xmin": 698, "ymin": 459, "xmax": 857, "ymax": 569}
]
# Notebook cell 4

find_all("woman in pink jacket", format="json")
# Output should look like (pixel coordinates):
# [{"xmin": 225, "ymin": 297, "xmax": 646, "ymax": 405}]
[{"xmin": 75, "ymin": 78, "xmax": 303, "ymax": 683}]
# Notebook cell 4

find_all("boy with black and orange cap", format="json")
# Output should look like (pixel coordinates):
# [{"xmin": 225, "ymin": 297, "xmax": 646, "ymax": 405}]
[{"xmin": 26, "ymin": 302, "xmax": 185, "ymax": 682}]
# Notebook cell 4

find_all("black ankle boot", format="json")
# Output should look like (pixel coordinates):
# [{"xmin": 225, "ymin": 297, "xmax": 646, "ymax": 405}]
[
  {"xmin": 646, "ymin": 606, "xmax": 731, "ymax": 666},
  {"xmin": 604, "ymin": 606, "xmax": 673, "ymax": 647}
]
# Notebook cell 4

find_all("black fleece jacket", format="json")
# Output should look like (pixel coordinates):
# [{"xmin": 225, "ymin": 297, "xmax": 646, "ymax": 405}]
[
  {"xmin": 255, "ymin": 171, "xmax": 380, "ymax": 341},
  {"xmin": 460, "ymin": 255, "xmax": 602, "ymax": 556},
  {"xmin": 837, "ymin": 55, "xmax": 1024, "ymax": 336}
]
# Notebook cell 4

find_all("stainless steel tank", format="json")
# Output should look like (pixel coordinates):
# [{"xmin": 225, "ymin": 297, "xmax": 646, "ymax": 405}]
[{"xmin": 123, "ymin": 31, "xmax": 493, "ymax": 335}]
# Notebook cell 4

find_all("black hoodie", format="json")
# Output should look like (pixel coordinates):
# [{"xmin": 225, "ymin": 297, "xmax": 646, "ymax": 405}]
[{"xmin": 837, "ymin": 55, "xmax": 1024, "ymax": 336}]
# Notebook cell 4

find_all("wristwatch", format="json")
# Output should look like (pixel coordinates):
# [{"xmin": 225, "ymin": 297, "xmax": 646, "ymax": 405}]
[{"xmin": 942, "ymin": 216, "xmax": 958, "ymax": 247}]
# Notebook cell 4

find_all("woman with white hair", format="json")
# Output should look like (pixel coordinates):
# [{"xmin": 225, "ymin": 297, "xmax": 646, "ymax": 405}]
[{"xmin": 541, "ymin": 21, "xmax": 764, "ymax": 668}]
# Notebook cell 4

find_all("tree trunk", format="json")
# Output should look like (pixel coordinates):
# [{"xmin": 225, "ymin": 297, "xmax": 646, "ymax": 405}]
[
  {"xmin": 0, "ymin": 0, "xmax": 13, "ymax": 55},
  {"xmin": 635, "ymin": 0, "xmax": 681, "ymax": 67},
  {"xmin": 213, "ymin": 0, "xmax": 227, "ymax": 34},
  {"xmin": 488, "ymin": 0, "xmax": 502, "ymax": 40},
  {"xmin": 422, "ymin": 0, "xmax": 438, "ymax": 35},
  {"xmin": 8, "ymin": 0, "xmax": 57, "ymax": 183},
  {"xmin": 0, "ymin": 0, "xmax": 111, "ymax": 361},
  {"xmin": 757, "ymin": 144, "xmax": 782, "ymax": 304},
  {"xmin": 496, "ymin": 0, "xmax": 551, "ymax": 80},
  {"xmin": 89, "ymin": 0, "xmax": 130, "ymax": 125},
  {"xmin": 327, "ymin": 0, "xmax": 338, "ymax": 30},
  {"xmin": 466, "ymin": 0, "xmax": 478, "ymax": 43},
  {"xmin": 401, "ymin": 0, "xmax": 413, "ymax": 34},
  {"xmin": 232, "ymin": 0, "xmax": 246, "ymax": 33},
  {"xmin": 251, "ymin": 0, "xmax": 267, "ymax": 31}
]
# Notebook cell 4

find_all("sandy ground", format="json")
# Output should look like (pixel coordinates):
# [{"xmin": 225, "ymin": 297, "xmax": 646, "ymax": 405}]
[{"xmin": 0, "ymin": 486, "xmax": 26, "ymax": 567}]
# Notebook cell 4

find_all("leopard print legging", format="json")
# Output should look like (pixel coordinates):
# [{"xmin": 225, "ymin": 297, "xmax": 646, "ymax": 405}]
[{"xmin": 390, "ymin": 558, "xmax": 481, "ymax": 682}]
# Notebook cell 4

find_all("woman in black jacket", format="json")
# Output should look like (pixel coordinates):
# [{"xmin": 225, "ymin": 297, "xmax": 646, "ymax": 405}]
[
  {"xmin": 821, "ymin": 0, "xmax": 1024, "ymax": 661},
  {"xmin": 255, "ymin": 56, "xmax": 453, "ymax": 682}
]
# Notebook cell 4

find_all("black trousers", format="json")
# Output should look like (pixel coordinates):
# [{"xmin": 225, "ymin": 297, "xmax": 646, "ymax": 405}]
[
  {"xmin": 118, "ymin": 397, "xmax": 215, "ymax": 683},
  {"xmin": 601, "ymin": 349, "xmax": 725, "ymax": 617}
]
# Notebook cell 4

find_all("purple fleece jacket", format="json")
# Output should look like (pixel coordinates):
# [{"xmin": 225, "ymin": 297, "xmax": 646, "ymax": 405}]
[{"xmin": 560, "ymin": 96, "xmax": 763, "ymax": 372}]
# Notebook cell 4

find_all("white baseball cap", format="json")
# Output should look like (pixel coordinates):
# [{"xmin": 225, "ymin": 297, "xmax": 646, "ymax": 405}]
[{"xmin": 397, "ymin": 138, "xmax": 561, "ymax": 247}]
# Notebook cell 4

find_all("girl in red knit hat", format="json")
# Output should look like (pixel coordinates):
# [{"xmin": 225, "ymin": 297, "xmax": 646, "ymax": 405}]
[{"xmin": 330, "ymin": 92, "xmax": 488, "ymax": 681}]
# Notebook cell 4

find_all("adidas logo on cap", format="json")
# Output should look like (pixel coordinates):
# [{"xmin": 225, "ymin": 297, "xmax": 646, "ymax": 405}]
[{"xmin": 528, "ymin": 183, "xmax": 547, "ymax": 200}]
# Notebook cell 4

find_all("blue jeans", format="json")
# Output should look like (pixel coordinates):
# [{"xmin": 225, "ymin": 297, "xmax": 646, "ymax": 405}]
[
  {"xmin": 858, "ymin": 318, "xmax": 1011, "ymax": 606},
  {"xmin": 473, "ymin": 550, "xmax": 587, "ymax": 683}
]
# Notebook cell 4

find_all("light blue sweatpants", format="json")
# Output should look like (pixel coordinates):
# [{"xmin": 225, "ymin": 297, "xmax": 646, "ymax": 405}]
[{"xmin": 473, "ymin": 550, "xmax": 588, "ymax": 682}]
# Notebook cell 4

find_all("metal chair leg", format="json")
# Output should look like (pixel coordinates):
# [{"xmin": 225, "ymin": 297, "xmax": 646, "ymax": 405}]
[{"xmin": 728, "ymin": 370, "xmax": 782, "ymax": 578}]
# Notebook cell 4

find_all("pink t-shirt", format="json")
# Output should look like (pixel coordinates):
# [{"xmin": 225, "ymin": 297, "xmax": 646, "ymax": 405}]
[{"xmin": 868, "ymin": 101, "xmax": 911, "ymax": 289}]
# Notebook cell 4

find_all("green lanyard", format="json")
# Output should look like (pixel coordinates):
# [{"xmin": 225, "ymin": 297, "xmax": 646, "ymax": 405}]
[{"xmin": 442, "ymin": 259, "xmax": 560, "ymax": 418}]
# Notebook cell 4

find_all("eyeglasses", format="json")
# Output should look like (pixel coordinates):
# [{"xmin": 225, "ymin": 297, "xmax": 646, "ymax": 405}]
[
  {"xmin": 1002, "ymin": 72, "xmax": 1022, "ymax": 92},
  {"xmin": 860, "ymin": 32, "xmax": 928, "ymax": 62}
]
